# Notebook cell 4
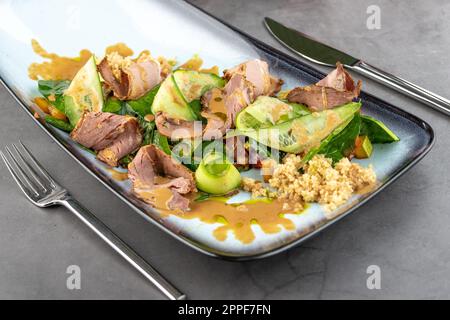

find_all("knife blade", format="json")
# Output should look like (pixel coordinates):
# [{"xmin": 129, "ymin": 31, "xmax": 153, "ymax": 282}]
[
  {"xmin": 264, "ymin": 17, "xmax": 359, "ymax": 67},
  {"xmin": 264, "ymin": 17, "xmax": 450, "ymax": 116}
]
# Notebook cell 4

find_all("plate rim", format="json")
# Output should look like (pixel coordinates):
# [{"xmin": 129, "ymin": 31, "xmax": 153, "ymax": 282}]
[{"xmin": 0, "ymin": 1, "xmax": 435, "ymax": 261}]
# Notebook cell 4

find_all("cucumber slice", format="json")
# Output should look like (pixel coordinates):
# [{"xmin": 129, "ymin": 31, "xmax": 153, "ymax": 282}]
[
  {"xmin": 173, "ymin": 69, "xmax": 225, "ymax": 102},
  {"xmin": 236, "ymin": 102, "xmax": 361, "ymax": 154},
  {"xmin": 151, "ymin": 74, "xmax": 196, "ymax": 121},
  {"xmin": 236, "ymin": 96, "xmax": 310, "ymax": 130},
  {"xmin": 195, "ymin": 153, "xmax": 241, "ymax": 195},
  {"xmin": 152, "ymin": 70, "xmax": 225, "ymax": 121},
  {"xmin": 64, "ymin": 56, "xmax": 104, "ymax": 125}
]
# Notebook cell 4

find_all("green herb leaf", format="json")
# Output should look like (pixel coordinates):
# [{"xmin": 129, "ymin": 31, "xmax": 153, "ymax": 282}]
[
  {"xmin": 126, "ymin": 84, "xmax": 160, "ymax": 117},
  {"xmin": 152, "ymin": 131, "xmax": 171, "ymax": 155},
  {"xmin": 305, "ymin": 113, "xmax": 362, "ymax": 164},
  {"xmin": 119, "ymin": 154, "xmax": 134, "ymax": 167},
  {"xmin": 189, "ymin": 99, "xmax": 203, "ymax": 120},
  {"xmin": 103, "ymin": 97, "xmax": 124, "ymax": 114},
  {"xmin": 38, "ymin": 80, "xmax": 70, "ymax": 113},
  {"xmin": 360, "ymin": 115, "xmax": 400, "ymax": 143}
]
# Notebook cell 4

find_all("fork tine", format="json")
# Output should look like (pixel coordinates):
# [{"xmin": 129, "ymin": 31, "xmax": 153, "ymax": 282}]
[
  {"xmin": 18, "ymin": 141, "xmax": 56, "ymax": 188},
  {"xmin": 11, "ymin": 143, "xmax": 47, "ymax": 192},
  {"xmin": 0, "ymin": 150, "xmax": 39, "ymax": 198},
  {"xmin": 5, "ymin": 146, "xmax": 41, "ymax": 195}
]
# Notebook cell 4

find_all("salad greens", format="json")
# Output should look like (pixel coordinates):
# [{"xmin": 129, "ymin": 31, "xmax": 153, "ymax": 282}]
[
  {"xmin": 103, "ymin": 96, "xmax": 124, "ymax": 114},
  {"xmin": 360, "ymin": 115, "xmax": 400, "ymax": 143},
  {"xmin": 33, "ymin": 50, "xmax": 400, "ymax": 193},
  {"xmin": 44, "ymin": 115, "xmax": 74, "ymax": 132},
  {"xmin": 304, "ymin": 113, "xmax": 361, "ymax": 163},
  {"xmin": 152, "ymin": 131, "xmax": 171, "ymax": 155},
  {"xmin": 126, "ymin": 84, "xmax": 160, "ymax": 117},
  {"xmin": 38, "ymin": 80, "xmax": 70, "ymax": 113}
]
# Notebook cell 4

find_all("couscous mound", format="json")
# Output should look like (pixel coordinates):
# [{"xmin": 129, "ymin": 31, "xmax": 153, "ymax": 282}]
[{"xmin": 243, "ymin": 154, "xmax": 376, "ymax": 211}]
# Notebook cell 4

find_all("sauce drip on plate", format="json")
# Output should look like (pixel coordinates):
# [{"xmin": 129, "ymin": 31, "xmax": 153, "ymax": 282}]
[
  {"xmin": 28, "ymin": 39, "xmax": 92, "ymax": 80},
  {"xmin": 28, "ymin": 40, "xmax": 136, "ymax": 81},
  {"xmin": 136, "ymin": 188, "xmax": 303, "ymax": 244},
  {"xmin": 106, "ymin": 168, "xmax": 129, "ymax": 181},
  {"xmin": 105, "ymin": 43, "xmax": 134, "ymax": 57}
]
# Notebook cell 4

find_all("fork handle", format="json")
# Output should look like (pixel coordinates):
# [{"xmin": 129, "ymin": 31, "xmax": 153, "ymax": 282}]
[
  {"xmin": 59, "ymin": 197, "xmax": 186, "ymax": 300},
  {"xmin": 351, "ymin": 60, "xmax": 450, "ymax": 116}
]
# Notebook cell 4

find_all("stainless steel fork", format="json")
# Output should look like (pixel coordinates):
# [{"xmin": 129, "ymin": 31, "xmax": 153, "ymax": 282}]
[{"xmin": 0, "ymin": 142, "xmax": 185, "ymax": 300}]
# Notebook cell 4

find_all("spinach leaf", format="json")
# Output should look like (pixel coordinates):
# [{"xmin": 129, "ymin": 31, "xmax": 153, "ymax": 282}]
[
  {"xmin": 126, "ymin": 84, "xmax": 160, "ymax": 117},
  {"xmin": 152, "ymin": 131, "xmax": 171, "ymax": 155},
  {"xmin": 38, "ymin": 80, "xmax": 70, "ymax": 96},
  {"xmin": 304, "ymin": 113, "xmax": 361, "ymax": 164},
  {"xmin": 119, "ymin": 154, "xmax": 134, "ymax": 167},
  {"xmin": 189, "ymin": 99, "xmax": 203, "ymax": 120},
  {"xmin": 103, "ymin": 97, "xmax": 124, "ymax": 114},
  {"xmin": 38, "ymin": 80, "xmax": 70, "ymax": 113},
  {"xmin": 360, "ymin": 115, "xmax": 399, "ymax": 143},
  {"xmin": 119, "ymin": 103, "xmax": 156, "ymax": 146}
]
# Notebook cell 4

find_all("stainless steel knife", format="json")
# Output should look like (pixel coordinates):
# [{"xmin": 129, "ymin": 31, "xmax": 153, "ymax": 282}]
[{"xmin": 264, "ymin": 17, "xmax": 450, "ymax": 116}]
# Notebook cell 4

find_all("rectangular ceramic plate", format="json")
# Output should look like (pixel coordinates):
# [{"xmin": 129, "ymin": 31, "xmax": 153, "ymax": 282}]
[{"xmin": 0, "ymin": 0, "xmax": 434, "ymax": 260}]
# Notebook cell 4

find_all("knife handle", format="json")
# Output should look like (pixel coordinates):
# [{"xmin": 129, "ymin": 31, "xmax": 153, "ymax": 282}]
[{"xmin": 352, "ymin": 60, "xmax": 450, "ymax": 116}]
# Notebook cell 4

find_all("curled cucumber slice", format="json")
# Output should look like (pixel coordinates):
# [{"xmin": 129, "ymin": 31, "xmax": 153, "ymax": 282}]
[{"xmin": 195, "ymin": 153, "xmax": 241, "ymax": 195}]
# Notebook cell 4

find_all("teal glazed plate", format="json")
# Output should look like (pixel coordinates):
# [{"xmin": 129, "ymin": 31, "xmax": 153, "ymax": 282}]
[{"xmin": 0, "ymin": 0, "xmax": 434, "ymax": 260}]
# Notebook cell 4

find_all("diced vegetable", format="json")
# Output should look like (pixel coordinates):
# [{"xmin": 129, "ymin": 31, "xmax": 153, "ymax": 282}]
[
  {"xmin": 48, "ymin": 104, "xmax": 67, "ymax": 121},
  {"xmin": 44, "ymin": 115, "xmax": 74, "ymax": 132},
  {"xmin": 354, "ymin": 135, "xmax": 373, "ymax": 159},
  {"xmin": 34, "ymin": 97, "xmax": 50, "ymax": 114},
  {"xmin": 232, "ymin": 102, "xmax": 361, "ymax": 154},
  {"xmin": 195, "ymin": 153, "xmax": 241, "ymax": 195},
  {"xmin": 64, "ymin": 56, "xmax": 104, "ymax": 125},
  {"xmin": 360, "ymin": 115, "xmax": 399, "ymax": 143}
]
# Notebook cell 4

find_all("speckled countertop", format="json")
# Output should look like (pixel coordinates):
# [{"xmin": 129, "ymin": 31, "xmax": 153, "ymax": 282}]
[{"xmin": 0, "ymin": 0, "xmax": 449, "ymax": 299}]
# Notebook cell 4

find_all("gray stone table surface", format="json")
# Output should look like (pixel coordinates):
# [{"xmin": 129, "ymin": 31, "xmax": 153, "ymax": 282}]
[{"xmin": 0, "ymin": 0, "xmax": 449, "ymax": 299}]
